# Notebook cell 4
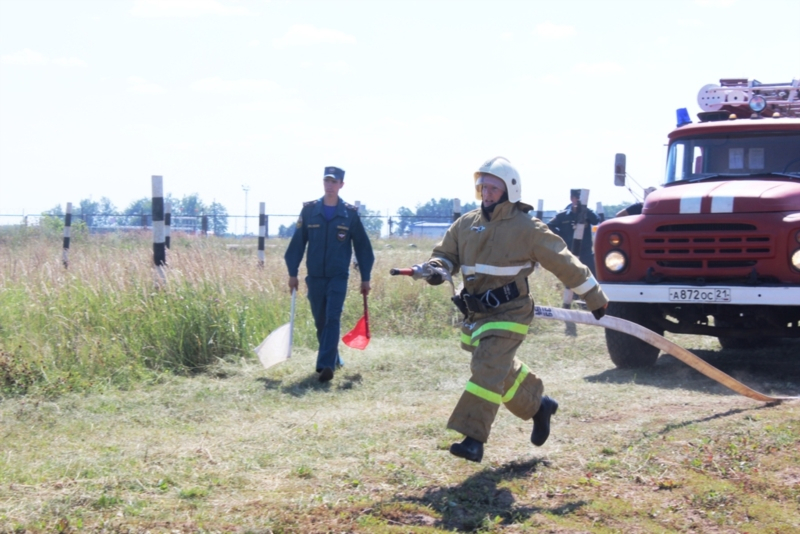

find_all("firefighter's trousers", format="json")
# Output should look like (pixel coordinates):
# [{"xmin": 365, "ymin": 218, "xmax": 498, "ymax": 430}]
[{"xmin": 447, "ymin": 335, "xmax": 544, "ymax": 443}]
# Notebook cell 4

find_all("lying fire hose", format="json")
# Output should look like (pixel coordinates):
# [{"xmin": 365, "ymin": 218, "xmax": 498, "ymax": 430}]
[
  {"xmin": 391, "ymin": 266, "xmax": 797, "ymax": 404},
  {"xmin": 535, "ymin": 305, "xmax": 796, "ymax": 403}
]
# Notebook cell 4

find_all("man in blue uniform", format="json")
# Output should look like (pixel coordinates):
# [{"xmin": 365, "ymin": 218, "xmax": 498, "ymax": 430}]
[
  {"xmin": 285, "ymin": 166, "xmax": 375, "ymax": 383},
  {"xmin": 547, "ymin": 189, "xmax": 600, "ymax": 275}
]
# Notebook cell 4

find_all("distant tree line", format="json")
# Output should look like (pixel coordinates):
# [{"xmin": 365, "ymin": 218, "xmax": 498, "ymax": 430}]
[
  {"xmin": 276, "ymin": 199, "xmax": 478, "ymax": 239},
  {"xmin": 393, "ymin": 198, "xmax": 479, "ymax": 236},
  {"xmin": 277, "ymin": 206, "xmax": 385, "ymax": 239},
  {"xmin": 39, "ymin": 195, "xmax": 633, "ymax": 239},
  {"xmin": 42, "ymin": 194, "xmax": 230, "ymax": 235}
]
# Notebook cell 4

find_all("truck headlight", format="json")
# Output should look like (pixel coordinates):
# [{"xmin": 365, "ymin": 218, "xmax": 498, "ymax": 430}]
[
  {"xmin": 604, "ymin": 251, "xmax": 627, "ymax": 273},
  {"xmin": 792, "ymin": 249, "xmax": 800, "ymax": 271}
]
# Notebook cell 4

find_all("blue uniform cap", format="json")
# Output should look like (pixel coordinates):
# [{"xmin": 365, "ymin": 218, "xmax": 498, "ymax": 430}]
[{"xmin": 324, "ymin": 166, "xmax": 345, "ymax": 181}]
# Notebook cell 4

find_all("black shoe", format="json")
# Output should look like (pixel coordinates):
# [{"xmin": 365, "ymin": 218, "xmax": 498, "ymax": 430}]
[
  {"xmin": 319, "ymin": 367, "xmax": 334, "ymax": 383},
  {"xmin": 531, "ymin": 396, "xmax": 558, "ymax": 446},
  {"xmin": 449, "ymin": 436, "xmax": 484, "ymax": 463}
]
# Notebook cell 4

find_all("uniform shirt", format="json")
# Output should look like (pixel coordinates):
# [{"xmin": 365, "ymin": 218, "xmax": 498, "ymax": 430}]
[
  {"xmin": 547, "ymin": 203, "xmax": 599, "ymax": 274},
  {"xmin": 285, "ymin": 197, "xmax": 374, "ymax": 281},
  {"xmin": 546, "ymin": 204, "xmax": 599, "ymax": 253}
]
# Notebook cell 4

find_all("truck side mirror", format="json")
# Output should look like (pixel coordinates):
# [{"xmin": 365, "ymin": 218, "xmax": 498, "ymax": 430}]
[{"xmin": 614, "ymin": 153, "xmax": 626, "ymax": 186}]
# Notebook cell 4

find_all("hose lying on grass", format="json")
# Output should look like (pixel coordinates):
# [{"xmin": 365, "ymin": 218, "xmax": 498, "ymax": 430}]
[{"xmin": 535, "ymin": 305, "xmax": 798, "ymax": 404}]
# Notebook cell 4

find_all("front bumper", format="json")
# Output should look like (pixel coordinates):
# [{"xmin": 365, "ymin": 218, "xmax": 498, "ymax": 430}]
[{"xmin": 603, "ymin": 283, "xmax": 800, "ymax": 305}]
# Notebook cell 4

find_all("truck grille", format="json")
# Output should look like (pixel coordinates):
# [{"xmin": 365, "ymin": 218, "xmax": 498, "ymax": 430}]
[{"xmin": 641, "ymin": 223, "xmax": 773, "ymax": 269}]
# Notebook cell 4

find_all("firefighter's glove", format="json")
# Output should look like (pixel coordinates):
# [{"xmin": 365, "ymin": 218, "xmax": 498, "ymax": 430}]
[
  {"xmin": 414, "ymin": 262, "xmax": 445, "ymax": 285},
  {"xmin": 426, "ymin": 264, "xmax": 445, "ymax": 286},
  {"xmin": 426, "ymin": 272, "xmax": 443, "ymax": 286},
  {"xmin": 591, "ymin": 304, "xmax": 607, "ymax": 320}
]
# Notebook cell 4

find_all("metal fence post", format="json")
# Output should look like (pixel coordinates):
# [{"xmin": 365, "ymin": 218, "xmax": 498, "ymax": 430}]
[
  {"xmin": 62, "ymin": 202, "xmax": 72, "ymax": 268},
  {"xmin": 165, "ymin": 202, "xmax": 171, "ymax": 249},
  {"xmin": 258, "ymin": 202, "xmax": 265, "ymax": 267}
]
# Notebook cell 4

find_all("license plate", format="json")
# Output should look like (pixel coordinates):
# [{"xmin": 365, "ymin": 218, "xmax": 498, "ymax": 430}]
[{"xmin": 668, "ymin": 287, "xmax": 731, "ymax": 303}]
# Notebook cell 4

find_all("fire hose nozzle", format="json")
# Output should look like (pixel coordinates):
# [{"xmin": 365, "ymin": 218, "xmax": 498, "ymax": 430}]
[
  {"xmin": 390, "ymin": 264, "xmax": 458, "ymax": 297},
  {"xmin": 389, "ymin": 265, "xmax": 428, "ymax": 280}
]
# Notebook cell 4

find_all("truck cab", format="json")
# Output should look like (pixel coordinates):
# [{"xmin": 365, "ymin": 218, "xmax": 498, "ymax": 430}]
[{"xmin": 595, "ymin": 79, "xmax": 800, "ymax": 368}]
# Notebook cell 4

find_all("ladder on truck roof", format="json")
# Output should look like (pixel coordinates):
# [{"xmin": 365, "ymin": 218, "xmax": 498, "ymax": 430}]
[{"xmin": 698, "ymin": 79, "xmax": 800, "ymax": 117}]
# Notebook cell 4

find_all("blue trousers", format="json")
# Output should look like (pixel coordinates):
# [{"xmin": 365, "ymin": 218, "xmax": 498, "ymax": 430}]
[{"xmin": 306, "ymin": 275, "xmax": 348, "ymax": 372}]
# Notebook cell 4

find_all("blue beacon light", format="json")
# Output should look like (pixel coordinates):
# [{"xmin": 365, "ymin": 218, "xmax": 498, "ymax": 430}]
[{"xmin": 676, "ymin": 108, "xmax": 692, "ymax": 127}]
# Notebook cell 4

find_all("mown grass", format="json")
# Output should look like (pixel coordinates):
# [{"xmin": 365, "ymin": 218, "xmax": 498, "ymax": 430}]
[{"xmin": 1, "ymin": 226, "xmax": 798, "ymax": 533}]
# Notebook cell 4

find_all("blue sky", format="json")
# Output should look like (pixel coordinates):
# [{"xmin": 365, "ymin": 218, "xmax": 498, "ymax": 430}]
[{"xmin": 1, "ymin": 0, "xmax": 798, "ymax": 232}]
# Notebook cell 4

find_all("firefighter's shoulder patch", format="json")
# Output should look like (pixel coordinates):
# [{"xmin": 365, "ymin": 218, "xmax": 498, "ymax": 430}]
[
  {"xmin": 344, "ymin": 202, "xmax": 359, "ymax": 211},
  {"xmin": 303, "ymin": 199, "xmax": 318, "ymax": 208}
]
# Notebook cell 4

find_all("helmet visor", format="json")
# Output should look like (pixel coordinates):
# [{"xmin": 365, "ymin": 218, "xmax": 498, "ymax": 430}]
[{"xmin": 475, "ymin": 173, "xmax": 506, "ymax": 192}]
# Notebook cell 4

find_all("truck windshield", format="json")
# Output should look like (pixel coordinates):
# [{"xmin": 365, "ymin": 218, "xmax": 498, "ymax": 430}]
[{"xmin": 665, "ymin": 131, "xmax": 800, "ymax": 183}]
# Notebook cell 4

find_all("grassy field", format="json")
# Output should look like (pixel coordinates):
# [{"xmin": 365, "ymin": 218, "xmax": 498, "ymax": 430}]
[{"xmin": 1, "ymin": 229, "xmax": 798, "ymax": 533}]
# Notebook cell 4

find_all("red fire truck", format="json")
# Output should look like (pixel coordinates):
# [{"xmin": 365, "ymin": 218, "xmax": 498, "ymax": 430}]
[{"xmin": 595, "ymin": 78, "xmax": 800, "ymax": 368}]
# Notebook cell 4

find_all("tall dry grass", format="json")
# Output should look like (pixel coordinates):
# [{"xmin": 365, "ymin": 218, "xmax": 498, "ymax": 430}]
[{"xmin": 1, "ymin": 228, "xmax": 567, "ymax": 396}]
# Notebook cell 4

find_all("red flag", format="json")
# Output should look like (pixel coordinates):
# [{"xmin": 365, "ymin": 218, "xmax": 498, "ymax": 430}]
[{"xmin": 342, "ymin": 294, "xmax": 370, "ymax": 350}]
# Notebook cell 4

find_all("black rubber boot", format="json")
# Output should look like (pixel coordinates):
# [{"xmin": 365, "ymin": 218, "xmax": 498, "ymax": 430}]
[
  {"xmin": 449, "ymin": 436, "xmax": 484, "ymax": 463},
  {"xmin": 318, "ymin": 367, "xmax": 334, "ymax": 383},
  {"xmin": 531, "ymin": 396, "xmax": 559, "ymax": 446}
]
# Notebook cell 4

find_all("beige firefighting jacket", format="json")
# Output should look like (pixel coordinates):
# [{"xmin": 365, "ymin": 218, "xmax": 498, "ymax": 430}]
[{"xmin": 429, "ymin": 201, "xmax": 608, "ymax": 349}]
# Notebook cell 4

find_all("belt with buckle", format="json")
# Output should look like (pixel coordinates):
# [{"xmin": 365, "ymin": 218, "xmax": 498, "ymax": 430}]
[{"xmin": 453, "ymin": 279, "xmax": 527, "ymax": 316}]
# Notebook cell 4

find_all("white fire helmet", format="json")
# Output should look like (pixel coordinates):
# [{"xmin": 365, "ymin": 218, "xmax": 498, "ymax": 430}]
[{"xmin": 474, "ymin": 156, "xmax": 522, "ymax": 203}]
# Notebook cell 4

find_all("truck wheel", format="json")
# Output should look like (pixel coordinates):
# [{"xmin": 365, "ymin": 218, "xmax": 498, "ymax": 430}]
[{"xmin": 605, "ymin": 302, "xmax": 662, "ymax": 368}]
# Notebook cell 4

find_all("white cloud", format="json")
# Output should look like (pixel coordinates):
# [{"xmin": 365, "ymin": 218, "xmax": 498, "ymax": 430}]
[
  {"xmin": 229, "ymin": 98, "xmax": 309, "ymax": 113},
  {"xmin": 191, "ymin": 77, "xmax": 280, "ymax": 95},
  {"xmin": 53, "ymin": 57, "xmax": 88, "ymax": 68},
  {"xmin": 248, "ymin": 39, "xmax": 260, "ymax": 47},
  {"xmin": 1, "ymin": 49, "xmax": 87, "ymax": 68},
  {"xmin": 539, "ymin": 74, "xmax": 562, "ymax": 85},
  {"xmin": 420, "ymin": 115, "xmax": 452, "ymax": 127},
  {"xmin": 168, "ymin": 141, "xmax": 194, "ymax": 150},
  {"xmin": 325, "ymin": 61, "xmax": 350, "ymax": 73},
  {"xmin": 130, "ymin": 0, "xmax": 249, "ymax": 18},
  {"xmin": 273, "ymin": 24, "xmax": 356, "ymax": 48},
  {"xmin": 695, "ymin": 0, "xmax": 736, "ymax": 6},
  {"xmin": 500, "ymin": 32, "xmax": 514, "ymax": 42},
  {"xmin": 533, "ymin": 22, "xmax": 576, "ymax": 39},
  {"xmin": 1, "ymin": 48, "xmax": 47, "ymax": 65},
  {"xmin": 573, "ymin": 61, "xmax": 624, "ymax": 75},
  {"xmin": 128, "ymin": 76, "xmax": 164, "ymax": 94},
  {"xmin": 677, "ymin": 18, "xmax": 702, "ymax": 27}
]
